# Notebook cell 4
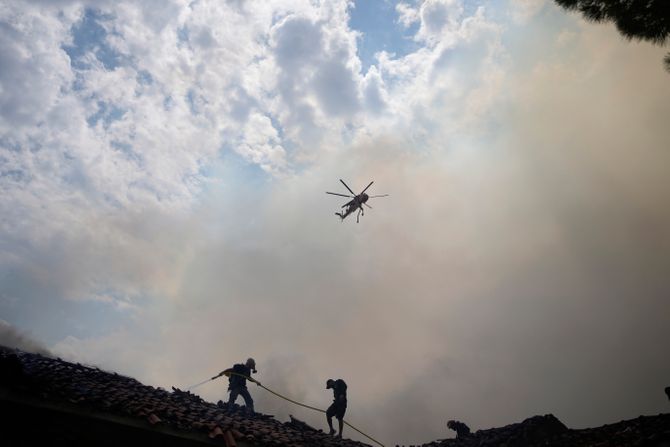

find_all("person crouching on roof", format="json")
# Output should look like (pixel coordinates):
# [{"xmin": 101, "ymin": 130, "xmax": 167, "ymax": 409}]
[
  {"xmin": 326, "ymin": 378, "xmax": 348, "ymax": 438},
  {"xmin": 447, "ymin": 419, "xmax": 471, "ymax": 439},
  {"xmin": 213, "ymin": 358, "xmax": 258, "ymax": 414}
]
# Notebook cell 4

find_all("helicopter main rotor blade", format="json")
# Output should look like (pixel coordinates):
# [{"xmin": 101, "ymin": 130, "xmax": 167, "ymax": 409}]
[
  {"xmin": 369, "ymin": 194, "xmax": 389, "ymax": 198},
  {"xmin": 364, "ymin": 203, "xmax": 373, "ymax": 209},
  {"xmin": 326, "ymin": 192, "xmax": 353, "ymax": 198},
  {"xmin": 339, "ymin": 179, "xmax": 356, "ymax": 196},
  {"xmin": 360, "ymin": 181, "xmax": 374, "ymax": 194}
]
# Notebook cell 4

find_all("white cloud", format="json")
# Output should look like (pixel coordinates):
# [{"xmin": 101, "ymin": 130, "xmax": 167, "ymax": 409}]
[
  {"xmin": 267, "ymin": 9, "xmax": 364, "ymax": 149},
  {"xmin": 418, "ymin": 0, "xmax": 464, "ymax": 42},
  {"xmin": 1, "ymin": 0, "xmax": 506, "ymax": 228},
  {"xmin": 396, "ymin": 2, "xmax": 419, "ymax": 28},
  {"xmin": 361, "ymin": 65, "xmax": 388, "ymax": 113},
  {"xmin": 0, "ymin": 5, "xmax": 75, "ymax": 129},
  {"xmin": 235, "ymin": 112, "xmax": 287, "ymax": 174},
  {"xmin": 396, "ymin": 0, "xmax": 465, "ymax": 46},
  {"xmin": 372, "ymin": 5, "xmax": 506, "ymax": 145}
]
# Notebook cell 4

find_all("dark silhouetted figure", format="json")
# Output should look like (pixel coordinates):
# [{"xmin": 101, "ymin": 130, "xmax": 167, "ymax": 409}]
[
  {"xmin": 326, "ymin": 378, "xmax": 347, "ymax": 438},
  {"xmin": 213, "ymin": 358, "xmax": 258, "ymax": 414},
  {"xmin": 665, "ymin": 386, "xmax": 670, "ymax": 401},
  {"xmin": 554, "ymin": 0, "xmax": 670, "ymax": 71},
  {"xmin": 447, "ymin": 419, "xmax": 471, "ymax": 439}
]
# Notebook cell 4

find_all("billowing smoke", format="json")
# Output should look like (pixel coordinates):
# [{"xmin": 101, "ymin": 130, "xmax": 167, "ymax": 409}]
[{"xmin": 0, "ymin": 320, "xmax": 51, "ymax": 356}]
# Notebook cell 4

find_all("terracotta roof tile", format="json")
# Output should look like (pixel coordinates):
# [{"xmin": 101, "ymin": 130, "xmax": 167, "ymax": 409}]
[
  {"xmin": 209, "ymin": 425, "xmax": 225, "ymax": 439},
  {"xmin": 224, "ymin": 429, "xmax": 237, "ymax": 447},
  {"xmin": 147, "ymin": 413, "xmax": 162, "ymax": 425}
]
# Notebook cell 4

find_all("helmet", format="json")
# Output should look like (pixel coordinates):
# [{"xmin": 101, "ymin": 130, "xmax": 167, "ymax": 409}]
[
  {"xmin": 246, "ymin": 358, "xmax": 256, "ymax": 369},
  {"xmin": 326, "ymin": 379, "xmax": 335, "ymax": 389}
]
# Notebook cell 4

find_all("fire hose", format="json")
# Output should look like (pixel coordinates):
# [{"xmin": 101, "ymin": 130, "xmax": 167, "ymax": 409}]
[{"xmin": 187, "ymin": 371, "xmax": 385, "ymax": 447}]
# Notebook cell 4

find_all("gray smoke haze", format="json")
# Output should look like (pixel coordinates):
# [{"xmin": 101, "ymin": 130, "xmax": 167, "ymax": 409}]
[
  {"xmin": 0, "ymin": 320, "xmax": 51, "ymax": 355},
  {"xmin": 144, "ymin": 28, "xmax": 669, "ymax": 445}
]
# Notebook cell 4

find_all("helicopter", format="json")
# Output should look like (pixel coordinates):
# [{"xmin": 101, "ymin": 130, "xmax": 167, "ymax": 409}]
[{"xmin": 326, "ymin": 179, "xmax": 389, "ymax": 223}]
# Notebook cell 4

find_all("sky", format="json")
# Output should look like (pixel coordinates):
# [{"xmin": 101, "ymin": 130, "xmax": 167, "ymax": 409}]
[{"xmin": 1, "ymin": 0, "xmax": 670, "ymax": 445}]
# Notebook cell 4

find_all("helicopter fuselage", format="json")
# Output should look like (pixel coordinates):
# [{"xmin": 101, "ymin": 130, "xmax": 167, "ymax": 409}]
[{"xmin": 339, "ymin": 193, "xmax": 368, "ymax": 219}]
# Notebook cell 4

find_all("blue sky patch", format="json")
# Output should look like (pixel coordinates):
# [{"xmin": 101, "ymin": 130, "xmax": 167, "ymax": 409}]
[
  {"xmin": 136, "ymin": 70, "xmax": 153, "ymax": 85},
  {"xmin": 186, "ymin": 89, "xmax": 199, "ymax": 115},
  {"xmin": 177, "ymin": 25, "xmax": 189, "ymax": 46},
  {"xmin": 348, "ymin": 0, "xmax": 420, "ymax": 72},
  {"xmin": 86, "ymin": 101, "xmax": 126, "ymax": 128},
  {"xmin": 63, "ymin": 8, "xmax": 125, "ymax": 70},
  {"xmin": 111, "ymin": 140, "xmax": 142, "ymax": 167}
]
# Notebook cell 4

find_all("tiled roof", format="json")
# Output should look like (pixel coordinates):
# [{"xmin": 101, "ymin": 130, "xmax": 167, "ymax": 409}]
[
  {"xmin": 0, "ymin": 346, "xmax": 371, "ymax": 447},
  {"xmin": 413, "ymin": 413, "xmax": 670, "ymax": 447}
]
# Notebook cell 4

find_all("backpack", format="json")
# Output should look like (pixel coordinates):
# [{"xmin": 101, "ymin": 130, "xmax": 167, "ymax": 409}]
[{"xmin": 228, "ymin": 364, "xmax": 247, "ymax": 388}]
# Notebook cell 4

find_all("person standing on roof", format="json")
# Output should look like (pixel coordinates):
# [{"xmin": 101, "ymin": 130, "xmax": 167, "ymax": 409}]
[
  {"xmin": 213, "ymin": 358, "xmax": 258, "ymax": 414},
  {"xmin": 325, "ymin": 378, "xmax": 347, "ymax": 438}
]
